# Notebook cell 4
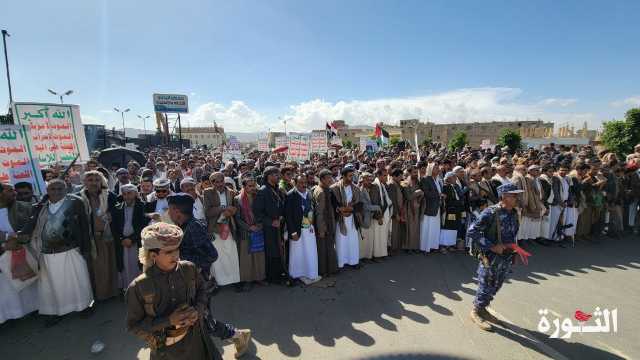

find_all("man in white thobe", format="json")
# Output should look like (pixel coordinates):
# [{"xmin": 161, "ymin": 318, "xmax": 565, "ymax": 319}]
[
  {"xmin": 204, "ymin": 172, "xmax": 240, "ymax": 286},
  {"xmin": 372, "ymin": 169, "xmax": 392, "ymax": 258},
  {"xmin": 285, "ymin": 176, "xmax": 320, "ymax": 284},
  {"xmin": 330, "ymin": 165, "xmax": 362, "ymax": 269}
]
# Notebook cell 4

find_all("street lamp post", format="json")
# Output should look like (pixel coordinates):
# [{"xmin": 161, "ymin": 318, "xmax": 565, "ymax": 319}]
[
  {"xmin": 137, "ymin": 114, "xmax": 150, "ymax": 148},
  {"xmin": 114, "ymin": 107, "xmax": 130, "ymax": 146},
  {"xmin": 1, "ymin": 30, "xmax": 12, "ymax": 104},
  {"xmin": 47, "ymin": 89, "xmax": 74, "ymax": 104}
]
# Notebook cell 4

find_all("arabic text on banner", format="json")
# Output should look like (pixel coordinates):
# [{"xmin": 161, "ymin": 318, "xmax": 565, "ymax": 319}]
[
  {"xmin": 310, "ymin": 132, "xmax": 328, "ymax": 153},
  {"xmin": 275, "ymin": 136, "xmax": 288, "ymax": 149},
  {"xmin": 12, "ymin": 103, "xmax": 90, "ymax": 167},
  {"xmin": 222, "ymin": 136, "xmax": 243, "ymax": 162},
  {"xmin": 0, "ymin": 125, "xmax": 47, "ymax": 196},
  {"xmin": 258, "ymin": 138, "xmax": 269, "ymax": 152},
  {"xmin": 288, "ymin": 134, "xmax": 310, "ymax": 162}
]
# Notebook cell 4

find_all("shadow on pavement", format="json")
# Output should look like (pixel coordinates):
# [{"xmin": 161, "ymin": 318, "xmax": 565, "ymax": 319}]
[{"xmin": 212, "ymin": 236, "xmax": 637, "ymax": 359}]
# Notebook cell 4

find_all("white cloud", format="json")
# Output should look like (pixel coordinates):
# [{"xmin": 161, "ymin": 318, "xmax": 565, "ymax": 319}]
[
  {"xmin": 184, "ymin": 101, "xmax": 266, "ymax": 132},
  {"xmin": 611, "ymin": 96, "xmax": 640, "ymax": 108},
  {"xmin": 86, "ymin": 88, "xmax": 605, "ymax": 133},
  {"xmin": 279, "ymin": 88, "xmax": 596, "ymax": 131},
  {"xmin": 539, "ymin": 98, "xmax": 577, "ymax": 107}
]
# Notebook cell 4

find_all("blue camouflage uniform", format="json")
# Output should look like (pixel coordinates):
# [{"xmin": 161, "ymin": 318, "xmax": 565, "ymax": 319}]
[{"xmin": 467, "ymin": 204, "xmax": 518, "ymax": 309}]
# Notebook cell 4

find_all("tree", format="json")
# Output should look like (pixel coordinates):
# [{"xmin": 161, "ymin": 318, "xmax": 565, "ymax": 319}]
[
  {"xmin": 421, "ymin": 138, "xmax": 432, "ymax": 148},
  {"xmin": 448, "ymin": 131, "xmax": 468, "ymax": 151},
  {"xmin": 497, "ymin": 128, "xmax": 522, "ymax": 151},
  {"xmin": 601, "ymin": 107, "xmax": 640, "ymax": 157},
  {"xmin": 601, "ymin": 120, "xmax": 633, "ymax": 158},
  {"xmin": 626, "ymin": 108, "xmax": 640, "ymax": 144},
  {"xmin": 342, "ymin": 139, "xmax": 353, "ymax": 149}
]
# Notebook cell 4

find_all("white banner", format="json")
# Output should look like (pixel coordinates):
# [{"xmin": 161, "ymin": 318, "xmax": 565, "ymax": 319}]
[
  {"xmin": 288, "ymin": 134, "xmax": 310, "ymax": 162},
  {"xmin": 12, "ymin": 102, "xmax": 90, "ymax": 166},
  {"xmin": 0, "ymin": 125, "xmax": 47, "ymax": 196},
  {"xmin": 310, "ymin": 132, "xmax": 328, "ymax": 153},
  {"xmin": 222, "ymin": 136, "xmax": 243, "ymax": 161},
  {"xmin": 258, "ymin": 138, "xmax": 269, "ymax": 152},
  {"xmin": 275, "ymin": 136, "xmax": 288, "ymax": 148}
]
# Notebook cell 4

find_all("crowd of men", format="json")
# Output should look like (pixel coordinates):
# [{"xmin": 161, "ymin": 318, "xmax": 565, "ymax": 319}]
[{"xmin": 1, "ymin": 140, "xmax": 639, "ymax": 350}]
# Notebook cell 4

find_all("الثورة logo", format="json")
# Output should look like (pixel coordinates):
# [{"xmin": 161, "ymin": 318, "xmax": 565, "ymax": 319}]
[{"xmin": 537, "ymin": 307, "xmax": 618, "ymax": 339}]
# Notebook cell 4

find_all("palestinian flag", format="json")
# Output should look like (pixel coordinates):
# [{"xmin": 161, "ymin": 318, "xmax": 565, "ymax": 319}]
[
  {"xmin": 374, "ymin": 123, "xmax": 389, "ymax": 146},
  {"xmin": 326, "ymin": 121, "xmax": 338, "ymax": 139}
]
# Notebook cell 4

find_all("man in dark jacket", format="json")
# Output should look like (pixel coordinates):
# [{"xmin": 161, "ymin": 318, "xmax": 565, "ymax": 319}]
[
  {"xmin": 111, "ymin": 184, "xmax": 149, "ymax": 289},
  {"xmin": 252, "ymin": 166, "xmax": 287, "ymax": 284},
  {"xmin": 167, "ymin": 193, "xmax": 218, "ymax": 279}
]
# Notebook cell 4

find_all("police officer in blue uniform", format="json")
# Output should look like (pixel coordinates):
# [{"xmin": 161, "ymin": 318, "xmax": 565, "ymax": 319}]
[{"xmin": 467, "ymin": 183, "xmax": 523, "ymax": 331}]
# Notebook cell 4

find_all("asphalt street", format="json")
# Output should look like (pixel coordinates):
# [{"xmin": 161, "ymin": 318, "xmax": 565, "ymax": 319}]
[{"xmin": 1, "ymin": 235, "xmax": 638, "ymax": 360}]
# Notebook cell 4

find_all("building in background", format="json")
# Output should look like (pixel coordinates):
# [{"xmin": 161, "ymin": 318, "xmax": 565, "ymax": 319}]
[
  {"xmin": 181, "ymin": 126, "xmax": 225, "ymax": 148},
  {"xmin": 400, "ymin": 119, "xmax": 555, "ymax": 147}
]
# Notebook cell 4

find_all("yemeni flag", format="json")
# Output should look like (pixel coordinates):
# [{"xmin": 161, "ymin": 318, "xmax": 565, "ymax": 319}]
[
  {"xmin": 326, "ymin": 121, "xmax": 338, "ymax": 139},
  {"xmin": 374, "ymin": 123, "xmax": 389, "ymax": 146}
]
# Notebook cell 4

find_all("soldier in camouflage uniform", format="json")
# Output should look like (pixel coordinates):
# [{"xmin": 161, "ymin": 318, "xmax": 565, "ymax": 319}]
[{"xmin": 467, "ymin": 183, "xmax": 522, "ymax": 331}]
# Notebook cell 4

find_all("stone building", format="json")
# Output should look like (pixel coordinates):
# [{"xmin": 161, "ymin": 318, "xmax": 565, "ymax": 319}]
[
  {"xmin": 400, "ymin": 119, "xmax": 555, "ymax": 147},
  {"xmin": 181, "ymin": 126, "xmax": 225, "ymax": 148}
]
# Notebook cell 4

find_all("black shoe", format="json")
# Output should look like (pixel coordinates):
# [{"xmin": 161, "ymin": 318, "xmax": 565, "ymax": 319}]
[{"xmin": 44, "ymin": 315, "xmax": 63, "ymax": 328}]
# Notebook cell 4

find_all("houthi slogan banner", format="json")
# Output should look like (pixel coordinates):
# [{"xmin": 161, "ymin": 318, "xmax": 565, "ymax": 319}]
[
  {"xmin": 275, "ymin": 136, "xmax": 288, "ymax": 149},
  {"xmin": 12, "ymin": 102, "xmax": 90, "ymax": 166},
  {"xmin": 258, "ymin": 138, "xmax": 269, "ymax": 152},
  {"xmin": 288, "ymin": 134, "xmax": 310, "ymax": 162},
  {"xmin": 0, "ymin": 125, "xmax": 47, "ymax": 196},
  {"xmin": 310, "ymin": 132, "xmax": 328, "ymax": 153},
  {"xmin": 222, "ymin": 136, "xmax": 243, "ymax": 161}
]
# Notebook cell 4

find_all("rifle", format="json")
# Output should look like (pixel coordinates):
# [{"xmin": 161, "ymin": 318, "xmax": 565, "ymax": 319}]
[{"xmin": 59, "ymin": 154, "xmax": 80, "ymax": 180}]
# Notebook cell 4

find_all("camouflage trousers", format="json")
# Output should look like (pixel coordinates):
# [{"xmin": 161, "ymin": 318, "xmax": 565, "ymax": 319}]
[{"xmin": 473, "ymin": 253, "xmax": 513, "ymax": 309}]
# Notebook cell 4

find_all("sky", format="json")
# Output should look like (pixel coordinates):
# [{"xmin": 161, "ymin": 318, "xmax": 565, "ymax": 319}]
[{"xmin": 2, "ymin": 0, "xmax": 640, "ymax": 133}]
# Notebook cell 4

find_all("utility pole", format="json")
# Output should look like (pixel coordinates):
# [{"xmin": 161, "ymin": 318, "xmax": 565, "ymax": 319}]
[
  {"xmin": 137, "ymin": 115, "xmax": 150, "ymax": 148},
  {"xmin": 1, "ymin": 30, "xmax": 13, "ymax": 104},
  {"xmin": 177, "ymin": 113, "xmax": 183, "ymax": 152},
  {"xmin": 114, "ymin": 107, "xmax": 130, "ymax": 146}
]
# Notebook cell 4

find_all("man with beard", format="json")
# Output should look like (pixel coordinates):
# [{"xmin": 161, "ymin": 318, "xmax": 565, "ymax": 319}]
[
  {"xmin": 387, "ymin": 168, "xmax": 406, "ymax": 254},
  {"xmin": 0, "ymin": 182, "xmax": 38, "ymax": 324},
  {"xmin": 402, "ymin": 166, "xmax": 424, "ymax": 252},
  {"xmin": 331, "ymin": 165, "xmax": 362, "ymax": 269},
  {"xmin": 312, "ymin": 169, "xmax": 338, "ymax": 277},
  {"xmin": 359, "ymin": 172, "xmax": 382, "ymax": 261},
  {"xmin": 285, "ymin": 175, "xmax": 320, "ymax": 284},
  {"xmin": 203, "ymin": 172, "xmax": 240, "ymax": 287},
  {"xmin": 137, "ymin": 177, "xmax": 153, "ymax": 202},
  {"xmin": 180, "ymin": 177, "xmax": 205, "ymax": 221},
  {"xmin": 113, "ymin": 168, "xmax": 131, "ymax": 196},
  {"xmin": 253, "ymin": 166, "xmax": 287, "ymax": 284},
  {"xmin": 13, "ymin": 182, "xmax": 39, "ymax": 204},
  {"xmin": 111, "ymin": 184, "xmax": 149, "ymax": 290},
  {"xmin": 371, "ymin": 168, "xmax": 392, "ymax": 259},
  {"xmin": 79, "ymin": 170, "xmax": 119, "ymax": 301},
  {"xmin": 147, "ymin": 178, "xmax": 174, "ymax": 224},
  {"xmin": 233, "ymin": 176, "xmax": 267, "ymax": 291},
  {"xmin": 18, "ymin": 179, "xmax": 93, "ymax": 325}
]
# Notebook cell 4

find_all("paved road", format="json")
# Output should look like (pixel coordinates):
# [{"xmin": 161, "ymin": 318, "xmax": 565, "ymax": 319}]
[{"xmin": 2, "ymin": 235, "xmax": 638, "ymax": 360}]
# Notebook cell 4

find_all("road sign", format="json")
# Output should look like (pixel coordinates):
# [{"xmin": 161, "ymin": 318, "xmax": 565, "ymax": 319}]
[{"xmin": 153, "ymin": 93, "xmax": 189, "ymax": 113}]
